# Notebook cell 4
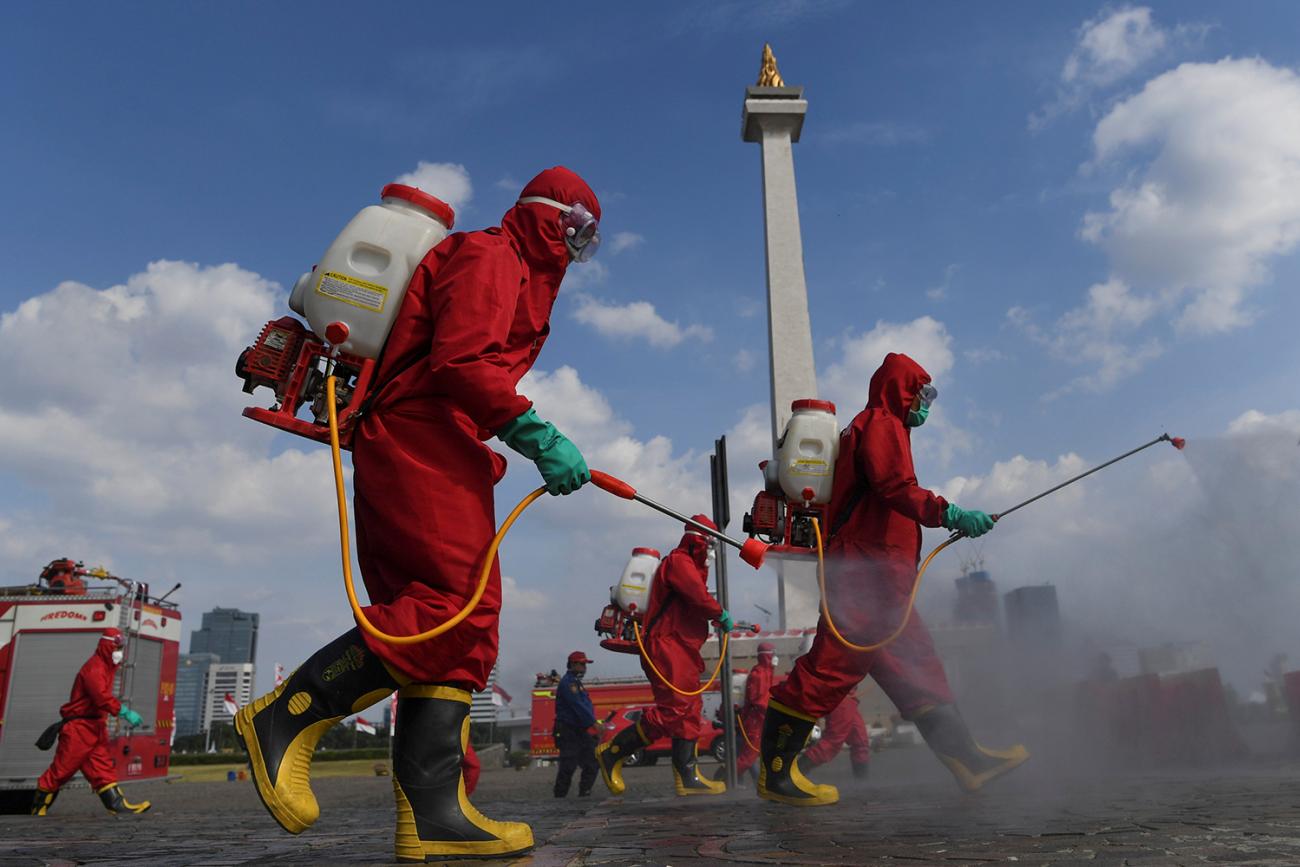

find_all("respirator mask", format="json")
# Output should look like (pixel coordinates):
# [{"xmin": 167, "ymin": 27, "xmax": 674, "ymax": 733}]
[{"xmin": 517, "ymin": 196, "xmax": 601, "ymax": 262}]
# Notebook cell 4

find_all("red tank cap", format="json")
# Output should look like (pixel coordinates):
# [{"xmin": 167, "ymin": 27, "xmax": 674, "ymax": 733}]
[
  {"xmin": 632, "ymin": 547, "xmax": 661, "ymax": 559},
  {"xmin": 324, "ymin": 321, "xmax": 350, "ymax": 345},
  {"xmin": 791, "ymin": 398, "xmax": 836, "ymax": 414},
  {"xmin": 380, "ymin": 183, "xmax": 456, "ymax": 229},
  {"xmin": 801, "ymin": 487, "xmax": 815, "ymax": 502}
]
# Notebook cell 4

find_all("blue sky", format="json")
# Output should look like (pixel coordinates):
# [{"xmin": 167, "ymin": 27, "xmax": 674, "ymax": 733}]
[{"xmin": 3, "ymin": 2, "xmax": 1298, "ymax": 702}]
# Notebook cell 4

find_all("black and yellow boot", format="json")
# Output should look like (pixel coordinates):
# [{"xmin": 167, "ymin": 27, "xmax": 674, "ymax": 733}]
[
  {"xmin": 391, "ymin": 684, "xmax": 532, "ymax": 862},
  {"xmin": 594, "ymin": 721, "xmax": 648, "ymax": 795},
  {"xmin": 97, "ymin": 783, "xmax": 150, "ymax": 815},
  {"xmin": 852, "ymin": 759, "xmax": 870, "ymax": 780},
  {"xmin": 671, "ymin": 738, "xmax": 725, "ymax": 796},
  {"xmin": 30, "ymin": 788, "xmax": 57, "ymax": 816},
  {"xmin": 756, "ymin": 701, "xmax": 839, "ymax": 807},
  {"xmin": 234, "ymin": 628, "xmax": 400, "ymax": 834},
  {"xmin": 914, "ymin": 704, "xmax": 1028, "ymax": 792}
]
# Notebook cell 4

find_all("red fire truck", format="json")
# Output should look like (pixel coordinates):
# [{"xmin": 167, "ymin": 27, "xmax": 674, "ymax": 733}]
[
  {"xmin": 0, "ymin": 559, "xmax": 182, "ymax": 791},
  {"xmin": 530, "ymin": 674, "xmax": 723, "ymax": 766}
]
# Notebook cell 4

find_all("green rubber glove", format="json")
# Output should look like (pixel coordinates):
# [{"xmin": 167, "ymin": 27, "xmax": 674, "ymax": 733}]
[
  {"xmin": 942, "ymin": 503, "xmax": 995, "ymax": 538},
  {"xmin": 118, "ymin": 707, "xmax": 144, "ymax": 727},
  {"xmin": 717, "ymin": 609, "xmax": 735, "ymax": 632},
  {"xmin": 496, "ymin": 408, "xmax": 591, "ymax": 496}
]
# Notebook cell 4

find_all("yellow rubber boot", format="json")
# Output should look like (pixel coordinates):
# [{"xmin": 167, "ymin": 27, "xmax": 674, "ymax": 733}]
[
  {"xmin": 914, "ymin": 704, "xmax": 1029, "ymax": 792},
  {"xmin": 756, "ymin": 701, "xmax": 839, "ymax": 807},
  {"xmin": 97, "ymin": 784, "xmax": 150, "ymax": 815},
  {"xmin": 594, "ymin": 721, "xmax": 649, "ymax": 796},
  {"xmin": 30, "ymin": 788, "xmax": 58, "ymax": 816},
  {"xmin": 234, "ymin": 628, "xmax": 399, "ymax": 834},
  {"xmin": 392, "ymin": 685, "xmax": 533, "ymax": 862},
  {"xmin": 671, "ymin": 738, "xmax": 726, "ymax": 796}
]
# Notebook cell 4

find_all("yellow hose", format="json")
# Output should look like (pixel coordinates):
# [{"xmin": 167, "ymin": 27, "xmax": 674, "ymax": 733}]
[
  {"xmin": 737, "ymin": 713, "xmax": 759, "ymax": 752},
  {"xmin": 813, "ymin": 516, "xmax": 957, "ymax": 654},
  {"xmin": 327, "ymin": 375, "xmax": 546, "ymax": 646},
  {"xmin": 633, "ymin": 620, "xmax": 730, "ymax": 697}
]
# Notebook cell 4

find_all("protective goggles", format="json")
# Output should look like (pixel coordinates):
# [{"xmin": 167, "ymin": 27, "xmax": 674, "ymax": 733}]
[
  {"xmin": 917, "ymin": 383, "xmax": 938, "ymax": 408},
  {"xmin": 517, "ymin": 196, "xmax": 601, "ymax": 262},
  {"xmin": 101, "ymin": 633, "xmax": 125, "ymax": 648}
]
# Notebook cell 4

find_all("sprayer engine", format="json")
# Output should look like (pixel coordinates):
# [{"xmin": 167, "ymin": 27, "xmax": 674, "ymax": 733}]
[{"xmin": 236, "ymin": 316, "xmax": 375, "ymax": 449}]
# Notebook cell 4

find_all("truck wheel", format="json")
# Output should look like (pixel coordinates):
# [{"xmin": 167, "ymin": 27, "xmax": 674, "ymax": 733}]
[
  {"xmin": 623, "ymin": 749, "xmax": 647, "ymax": 767},
  {"xmin": 710, "ymin": 737, "xmax": 725, "ymax": 762}
]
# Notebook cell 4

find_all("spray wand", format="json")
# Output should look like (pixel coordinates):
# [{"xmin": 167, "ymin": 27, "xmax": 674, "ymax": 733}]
[{"xmin": 818, "ymin": 431, "xmax": 1186, "ymax": 653}]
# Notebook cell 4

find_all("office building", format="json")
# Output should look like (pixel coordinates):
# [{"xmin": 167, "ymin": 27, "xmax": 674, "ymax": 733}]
[
  {"xmin": 175, "ymin": 652, "xmax": 220, "ymax": 738},
  {"xmin": 189, "ymin": 607, "xmax": 259, "ymax": 665}
]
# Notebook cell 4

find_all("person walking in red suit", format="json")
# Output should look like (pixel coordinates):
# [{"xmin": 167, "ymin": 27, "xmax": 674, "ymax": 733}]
[
  {"xmin": 32, "ymin": 628, "xmax": 151, "ymax": 816},
  {"xmin": 718, "ymin": 641, "xmax": 775, "ymax": 784},
  {"xmin": 801, "ymin": 689, "xmax": 871, "ymax": 779},
  {"xmin": 597, "ymin": 517, "xmax": 733, "ymax": 797},
  {"xmin": 761, "ymin": 353, "xmax": 1027, "ymax": 807},
  {"xmin": 236, "ymin": 167, "xmax": 601, "ymax": 861}
]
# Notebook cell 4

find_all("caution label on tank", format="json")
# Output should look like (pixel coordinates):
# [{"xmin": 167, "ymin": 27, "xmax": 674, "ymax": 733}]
[
  {"xmin": 315, "ymin": 271, "xmax": 388, "ymax": 312},
  {"xmin": 789, "ymin": 458, "xmax": 830, "ymax": 476}
]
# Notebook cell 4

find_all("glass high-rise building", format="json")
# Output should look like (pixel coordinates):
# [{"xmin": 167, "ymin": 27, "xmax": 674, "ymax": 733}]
[
  {"xmin": 175, "ymin": 653, "xmax": 220, "ymax": 738},
  {"xmin": 189, "ymin": 607, "xmax": 259, "ymax": 664}
]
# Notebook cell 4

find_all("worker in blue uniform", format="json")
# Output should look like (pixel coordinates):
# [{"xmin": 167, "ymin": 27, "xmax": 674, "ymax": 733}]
[{"xmin": 553, "ymin": 651, "xmax": 599, "ymax": 798}]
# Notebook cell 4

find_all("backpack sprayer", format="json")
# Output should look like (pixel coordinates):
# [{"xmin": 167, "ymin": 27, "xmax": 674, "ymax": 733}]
[
  {"xmin": 237, "ymin": 184, "xmax": 456, "ymax": 447},
  {"xmin": 814, "ymin": 432, "xmax": 1187, "ymax": 653}
]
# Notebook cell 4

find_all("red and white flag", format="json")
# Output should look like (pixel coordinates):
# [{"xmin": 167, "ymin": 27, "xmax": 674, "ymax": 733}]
[
  {"xmin": 223, "ymin": 693, "xmax": 239, "ymax": 716},
  {"xmin": 389, "ymin": 691, "xmax": 398, "ymax": 737},
  {"xmin": 274, "ymin": 664, "xmax": 285, "ymax": 687},
  {"xmin": 490, "ymin": 683, "xmax": 512, "ymax": 708},
  {"xmin": 355, "ymin": 716, "xmax": 376, "ymax": 736}
]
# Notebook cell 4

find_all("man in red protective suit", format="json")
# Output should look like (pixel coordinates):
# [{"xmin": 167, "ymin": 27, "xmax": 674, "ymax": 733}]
[
  {"xmin": 761, "ymin": 353, "xmax": 1027, "ymax": 807},
  {"xmin": 716, "ymin": 641, "xmax": 775, "ymax": 784},
  {"xmin": 597, "ymin": 516, "xmax": 733, "ymax": 797},
  {"xmin": 800, "ymin": 688, "xmax": 871, "ymax": 780},
  {"xmin": 32, "ymin": 628, "xmax": 151, "ymax": 816},
  {"xmin": 236, "ymin": 167, "xmax": 601, "ymax": 861}
]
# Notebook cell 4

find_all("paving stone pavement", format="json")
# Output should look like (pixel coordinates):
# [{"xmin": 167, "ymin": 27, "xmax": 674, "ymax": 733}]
[{"xmin": 2, "ymin": 749, "xmax": 1298, "ymax": 866}]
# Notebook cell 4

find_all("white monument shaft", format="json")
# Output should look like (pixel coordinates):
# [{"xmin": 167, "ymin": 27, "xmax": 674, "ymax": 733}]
[{"xmin": 743, "ymin": 80, "xmax": 822, "ymax": 630}]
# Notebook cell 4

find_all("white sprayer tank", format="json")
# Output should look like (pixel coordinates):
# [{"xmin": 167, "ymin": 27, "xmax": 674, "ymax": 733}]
[
  {"xmin": 289, "ymin": 183, "xmax": 455, "ymax": 358},
  {"xmin": 612, "ymin": 547, "xmax": 661, "ymax": 615},
  {"xmin": 778, "ymin": 399, "xmax": 839, "ymax": 504}
]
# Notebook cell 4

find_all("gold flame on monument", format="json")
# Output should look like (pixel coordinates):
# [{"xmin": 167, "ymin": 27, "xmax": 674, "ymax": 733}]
[{"xmin": 757, "ymin": 43, "xmax": 785, "ymax": 87}]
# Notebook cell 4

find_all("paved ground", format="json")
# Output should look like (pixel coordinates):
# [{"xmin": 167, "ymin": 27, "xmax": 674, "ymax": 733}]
[{"xmin": 3, "ymin": 747, "xmax": 1299, "ymax": 866}]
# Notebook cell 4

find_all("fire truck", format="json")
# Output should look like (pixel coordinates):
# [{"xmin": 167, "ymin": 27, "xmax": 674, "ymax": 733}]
[
  {"xmin": 529, "ymin": 674, "xmax": 724, "ymax": 765},
  {"xmin": 0, "ymin": 559, "xmax": 182, "ymax": 790}
]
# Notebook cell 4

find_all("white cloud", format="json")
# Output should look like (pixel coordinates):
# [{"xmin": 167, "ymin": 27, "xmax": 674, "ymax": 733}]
[
  {"xmin": 1081, "ymin": 58, "xmax": 1300, "ymax": 333},
  {"xmin": 733, "ymin": 348, "xmax": 757, "ymax": 373},
  {"xmin": 495, "ymin": 175, "xmax": 521, "ymax": 192},
  {"xmin": 558, "ymin": 259, "xmax": 609, "ymax": 291},
  {"xmin": 926, "ymin": 263, "xmax": 960, "ymax": 302},
  {"xmin": 609, "ymin": 232, "xmax": 645, "ymax": 254},
  {"xmin": 819, "ymin": 316, "xmax": 971, "ymax": 468},
  {"xmin": 1064, "ymin": 6, "xmax": 1168, "ymax": 89},
  {"xmin": 1030, "ymin": 6, "xmax": 1206, "ymax": 130},
  {"xmin": 0, "ymin": 261, "xmax": 358, "ymax": 685},
  {"xmin": 927, "ymin": 409, "xmax": 1300, "ymax": 693},
  {"xmin": 571, "ymin": 294, "xmax": 714, "ymax": 348},
  {"xmin": 393, "ymin": 161, "xmax": 473, "ymax": 213},
  {"xmin": 820, "ymin": 316, "xmax": 955, "ymax": 414}
]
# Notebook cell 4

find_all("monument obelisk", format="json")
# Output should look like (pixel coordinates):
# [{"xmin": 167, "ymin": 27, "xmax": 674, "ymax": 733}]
[{"xmin": 743, "ymin": 45, "xmax": 820, "ymax": 629}]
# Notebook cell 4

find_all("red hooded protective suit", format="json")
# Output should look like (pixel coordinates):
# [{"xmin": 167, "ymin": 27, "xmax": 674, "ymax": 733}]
[
  {"xmin": 637, "ymin": 527, "xmax": 722, "ymax": 741},
  {"xmin": 803, "ymin": 690, "xmax": 870, "ymax": 767},
  {"xmin": 352, "ymin": 167, "xmax": 599, "ymax": 689},
  {"xmin": 38, "ymin": 630, "xmax": 124, "ymax": 792},
  {"xmin": 772, "ymin": 352, "xmax": 955, "ymax": 719},
  {"xmin": 734, "ymin": 652, "xmax": 773, "ymax": 774}
]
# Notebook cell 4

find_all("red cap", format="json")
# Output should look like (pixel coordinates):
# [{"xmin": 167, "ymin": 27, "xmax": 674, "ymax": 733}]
[
  {"xmin": 380, "ymin": 183, "xmax": 455, "ymax": 229},
  {"xmin": 324, "ymin": 321, "xmax": 350, "ymax": 345},
  {"xmin": 757, "ymin": 642, "xmax": 776, "ymax": 655},
  {"xmin": 685, "ymin": 514, "xmax": 718, "ymax": 535},
  {"xmin": 632, "ymin": 547, "xmax": 661, "ymax": 558},
  {"xmin": 567, "ymin": 651, "xmax": 594, "ymax": 665},
  {"xmin": 101, "ymin": 627, "xmax": 124, "ymax": 646},
  {"xmin": 791, "ymin": 398, "xmax": 836, "ymax": 414}
]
